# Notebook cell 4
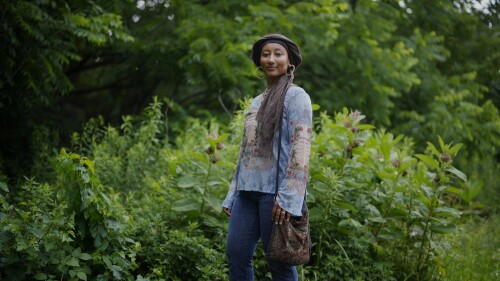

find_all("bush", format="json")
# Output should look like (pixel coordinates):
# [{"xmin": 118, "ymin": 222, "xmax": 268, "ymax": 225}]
[
  {"xmin": 1, "ymin": 98, "xmax": 471, "ymax": 280},
  {"xmin": 0, "ymin": 150, "xmax": 138, "ymax": 280},
  {"xmin": 307, "ymin": 109, "xmax": 464, "ymax": 280}
]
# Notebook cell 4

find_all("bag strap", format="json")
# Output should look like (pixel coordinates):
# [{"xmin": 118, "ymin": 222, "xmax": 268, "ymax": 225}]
[
  {"xmin": 273, "ymin": 98, "xmax": 308, "ymax": 209},
  {"xmin": 274, "ymin": 113, "xmax": 283, "ymax": 200}
]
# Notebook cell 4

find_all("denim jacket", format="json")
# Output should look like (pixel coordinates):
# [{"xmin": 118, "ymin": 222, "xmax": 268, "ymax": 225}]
[{"xmin": 222, "ymin": 86, "xmax": 312, "ymax": 217}]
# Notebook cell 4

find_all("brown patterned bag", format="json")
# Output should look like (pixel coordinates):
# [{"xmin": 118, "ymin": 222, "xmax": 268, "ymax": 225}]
[
  {"xmin": 266, "ymin": 202, "xmax": 311, "ymax": 265},
  {"xmin": 265, "ymin": 107, "xmax": 311, "ymax": 266}
]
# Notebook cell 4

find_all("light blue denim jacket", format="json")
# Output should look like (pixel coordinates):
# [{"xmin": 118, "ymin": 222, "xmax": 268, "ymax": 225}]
[{"xmin": 222, "ymin": 86, "xmax": 312, "ymax": 217}]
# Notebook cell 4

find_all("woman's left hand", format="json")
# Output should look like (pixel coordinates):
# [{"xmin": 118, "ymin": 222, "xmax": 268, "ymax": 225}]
[{"xmin": 272, "ymin": 202, "xmax": 290, "ymax": 225}]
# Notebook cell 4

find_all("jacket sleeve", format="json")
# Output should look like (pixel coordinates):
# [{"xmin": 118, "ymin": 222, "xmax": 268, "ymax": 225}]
[{"xmin": 277, "ymin": 90, "xmax": 313, "ymax": 217}]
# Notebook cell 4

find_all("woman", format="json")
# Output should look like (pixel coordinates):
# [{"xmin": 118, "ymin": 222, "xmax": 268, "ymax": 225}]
[{"xmin": 222, "ymin": 34, "xmax": 312, "ymax": 281}]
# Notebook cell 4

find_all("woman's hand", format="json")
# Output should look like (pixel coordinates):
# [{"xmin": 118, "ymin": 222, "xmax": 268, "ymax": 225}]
[
  {"xmin": 272, "ymin": 201, "xmax": 290, "ymax": 225},
  {"xmin": 223, "ymin": 207, "xmax": 231, "ymax": 217}
]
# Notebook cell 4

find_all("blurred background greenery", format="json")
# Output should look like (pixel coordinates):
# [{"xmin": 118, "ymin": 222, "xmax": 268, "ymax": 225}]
[{"xmin": 0, "ymin": 0, "xmax": 498, "ymax": 280}]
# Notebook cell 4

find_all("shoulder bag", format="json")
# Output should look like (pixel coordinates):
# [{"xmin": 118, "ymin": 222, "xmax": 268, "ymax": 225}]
[{"xmin": 265, "ymin": 106, "xmax": 312, "ymax": 266}]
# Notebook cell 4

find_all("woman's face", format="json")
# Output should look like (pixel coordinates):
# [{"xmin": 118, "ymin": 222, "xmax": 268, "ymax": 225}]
[{"xmin": 259, "ymin": 43, "xmax": 290, "ymax": 79}]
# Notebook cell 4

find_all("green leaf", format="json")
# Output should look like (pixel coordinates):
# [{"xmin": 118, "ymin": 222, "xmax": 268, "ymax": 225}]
[
  {"xmin": 66, "ymin": 257, "xmax": 80, "ymax": 267},
  {"xmin": 368, "ymin": 217, "xmax": 386, "ymax": 223},
  {"xmin": 312, "ymin": 104, "xmax": 321, "ymax": 110},
  {"xmin": 398, "ymin": 158, "xmax": 417, "ymax": 173},
  {"xmin": 391, "ymin": 134, "xmax": 404, "ymax": 146},
  {"xmin": 69, "ymin": 153, "xmax": 81, "ymax": 160},
  {"xmin": 171, "ymin": 198, "xmax": 200, "ymax": 212},
  {"xmin": 357, "ymin": 124, "xmax": 375, "ymax": 130},
  {"xmin": 377, "ymin": 170, "xmax": 397, "ymax": 182},
  {"xmin": 29, "ymin": 227, "xmax": 44, "ymax": 239},
  {"xmin": 189, "ymin": 152, "xmax": 208, "ymax": 163},
  {"xmin": 76, "ymin": 271, "xmax": 87, "ymax": 281},
  {"xmin": 79, "ymin": 253, "xmax": 92, "ymax": 260},
  {"xmin": 177, "ymin": 176, "xmax": 197, "ymax": 188},
  {"xmin": 444, "ymin": 187, "xmax": 462, "ymax": 195},
  {"xmin": 336, "ymin": 201, "xmax": 358, "ymax": 213},
  {"xmin": 203, "ymin": 214, "xmax": 223, "ymax": 227},
  {"xmin": 203, "ymin": 196, "xmax": 222, "ymax": 212},
  {"xmin": 446, "ymin": 166, "xmax": 467, "ymax": 182},
  {"xmin": 430, "ymin": 223, "xmax": 457, "ymax": 234},
  {"xmin": 426, "ymin": 142, "xmax": 441, "ymax": 158},
  {"xmin": 434, "ymin": 207, "xmax": 461, "ymax": 218},
  {"xmin": 437, "ymin": 135, "xmax": 446, "ymax": 151},
  {"xmin": 81, "ymin": 172, "xmax": 90, "ymax": 183},
  {"xmin": 33, "ymin": 273, "xmax": 47, "ymax": 280},
  {"xmin": 72, "ymin": 247, "xmax": 81, "ymax": 257},
  {"xmin": 101, "ymin": 192, "xmax": 111, "ymax": 205},
  {"xmin": 338, "ymin": 218, "xmax": 363, "ymax": 228},
  {"xmin": 416, "ymin": 154, "xmax": 439, "ymax": 170},
  {"xmin": 102, "ymin": 256, "xmax": 112, "ymax": 267},
  {"xmin": 111, "ymin": 265, "xmax": 123, "ymax": 279},
  {"xmin": 81, "ymin": 158, "xmax": 94, "ymax": 174},
  {"xmin": 366, "ymin": 204, "xmax": 382, "ymax": 217},
  {"xmin": 207, "ymin": 180, "xmax": 223, "ymax": 186},
  {"xmin": 448, "ymin": 143, "xmax": 463, "ymax": 156},
  {"xmin": 0, "ymin": 182, "xmax": 8, "ymax": 192}
]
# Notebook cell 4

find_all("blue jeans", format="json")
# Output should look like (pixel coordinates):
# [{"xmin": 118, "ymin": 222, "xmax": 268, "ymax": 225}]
[{"xmin": 226, "ymin": 191, "xmax": 298, "ymax": 281}]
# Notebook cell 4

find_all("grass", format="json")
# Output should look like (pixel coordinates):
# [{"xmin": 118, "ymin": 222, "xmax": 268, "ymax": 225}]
[{"xmin": 439, "ymin": 215, "xmax": 499, "ymax": 281}]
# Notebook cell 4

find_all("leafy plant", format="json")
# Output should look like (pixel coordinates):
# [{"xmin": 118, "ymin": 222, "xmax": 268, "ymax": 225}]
[
  {"xmin": 307, "ymin": 108, "xmax": 466, "ymax": 280},
  {"xmin": 0, "ymin": 98, "xmax": 474, "ymax": 280},
  {"xmin": 0, "ymin": 150, "xmax": 138, "ymax": 280}
]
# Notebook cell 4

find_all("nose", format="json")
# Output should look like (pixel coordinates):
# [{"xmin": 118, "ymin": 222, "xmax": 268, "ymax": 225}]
[{"xmin": 268, "ymin": 54, "xmax": 276, "ymax": 64}]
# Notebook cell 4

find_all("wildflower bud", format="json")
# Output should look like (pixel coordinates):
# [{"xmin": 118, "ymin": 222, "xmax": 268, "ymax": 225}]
[
  {"xmin": 440, "ymin": 153, "xmax": 451, "ymax": 163},
  {"xmin": 210, "ymin": 154, "xmax": 219, "ymax": 163},
  {"xmin": 392, "ymin": 159, "xmax": 401, "ymax": 168},
  {"xmin": 345, "ymin": 144, "xmax": 353, "ymax": 152},
  {"xmin": 216, "ymin": 142, "xmax": 224, "ymax": 150},
  {"xmin": 351, "ymin": 127, "xmax": 359, "ymax": 134},
  {"xmin": 353, "ymin": 140, "xmax": 361, "ymax": 147},
  {"xmin": 205, "ymin": 145, "xmax": 214, "ymax": 155},
  {"xmin": 344, "ymin": 120, "xmax": 352, "ymax": 128}
]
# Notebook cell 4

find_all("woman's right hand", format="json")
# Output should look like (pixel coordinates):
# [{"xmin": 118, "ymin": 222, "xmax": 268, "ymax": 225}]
[{"xmin": 223, "ymin": 207, "xmax": 231, "ymax": 217}]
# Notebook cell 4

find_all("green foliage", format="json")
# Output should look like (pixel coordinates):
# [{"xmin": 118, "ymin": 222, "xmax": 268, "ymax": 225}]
[
  {"xmin": 0, "ymin": 150, "xmax": 137, "ymax": 280},
  {"xmin": 2, "ymin": 0, "xmax": 498, "ymax": 214},
  {"xmin": 69, "ymin": 97, "xmax": 234, "ymax": 279},
  {"xmin": 0, "ymin": 0, "xmax": 133, "ymax": 180},
  {"xmin": 1, "ymin": 0, "xmax": 499, "ymax": 279},
  {"xmin": 307, "ymin": 108, "xmax": 465, "ymax": 280},
  {"xmin": 439, "ymin": 215, "xmax": 500, "ymax": 281},
  {"xmin": 1, "ymin": 0, "xmax": 133, "ymax": 101},
  {"xmin": 3, "ymin": 98, "xmax": 473, "ymax": 279},
  {"xmin": 395, "ymin": 28, "xmax": 500, "ymax": 208}
]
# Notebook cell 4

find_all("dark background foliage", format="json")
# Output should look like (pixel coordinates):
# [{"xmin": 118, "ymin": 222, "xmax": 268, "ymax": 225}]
[{"xmin": 0, "ymin": 0, "xmax": 499, "ymax": 280}]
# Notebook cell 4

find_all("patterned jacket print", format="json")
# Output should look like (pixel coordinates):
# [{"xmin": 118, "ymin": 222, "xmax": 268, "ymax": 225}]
[{"xmin": 222, "ymin": 86, "xmax": 312, "ymax": 217}]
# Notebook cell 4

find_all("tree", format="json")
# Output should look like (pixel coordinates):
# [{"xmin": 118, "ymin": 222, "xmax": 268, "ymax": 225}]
[{"xmin": 0, "ymin": 0, "xmax": 133, "ymax": 180}]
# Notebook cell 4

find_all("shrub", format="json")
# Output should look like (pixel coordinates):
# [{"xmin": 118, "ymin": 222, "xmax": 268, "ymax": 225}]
[
  {"xmin": 0, "ymin": 150, "xmax": 138, "ymax": 280},
  {"xmin": 1, "ymin": 98, "xmax": 470, "ymax": 280}
]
